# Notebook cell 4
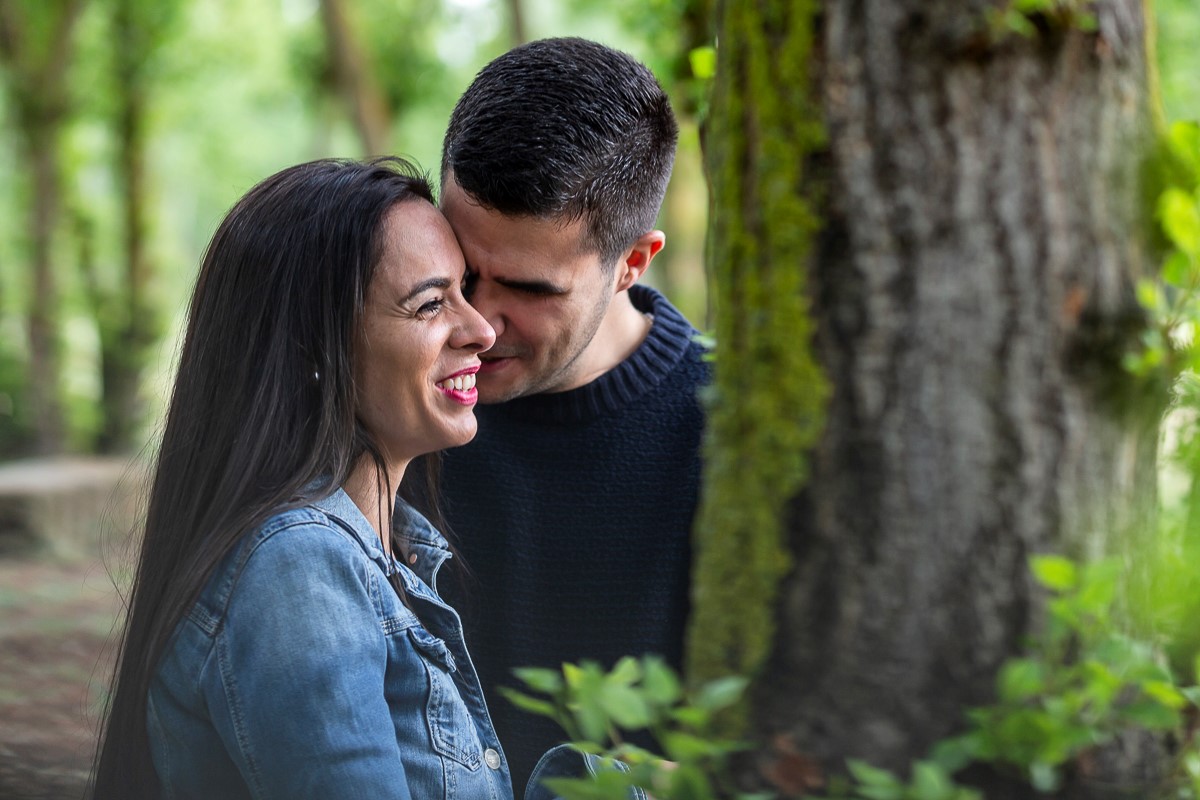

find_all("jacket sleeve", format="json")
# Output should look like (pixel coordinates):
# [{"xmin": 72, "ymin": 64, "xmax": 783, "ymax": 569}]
[{"xmin": 201, "ymin": 521, "xmax": 413, "ymax": 800}]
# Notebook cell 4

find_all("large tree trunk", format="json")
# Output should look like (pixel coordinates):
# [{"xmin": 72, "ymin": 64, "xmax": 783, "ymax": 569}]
[{"xmin": 689, "ymin": 0, "xmax": 1161, "ymax": 795}]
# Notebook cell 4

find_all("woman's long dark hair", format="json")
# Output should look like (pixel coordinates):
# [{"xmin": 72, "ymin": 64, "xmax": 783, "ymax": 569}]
[{"xmin": 89, "ymin": 158, "xmax": 440, "ymax": 798}]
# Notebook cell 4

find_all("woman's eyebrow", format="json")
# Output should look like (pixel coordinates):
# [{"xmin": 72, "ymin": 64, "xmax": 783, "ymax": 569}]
[{"xmin": 400, "ymin": 277, "xmax": 452, "ymax": 303}]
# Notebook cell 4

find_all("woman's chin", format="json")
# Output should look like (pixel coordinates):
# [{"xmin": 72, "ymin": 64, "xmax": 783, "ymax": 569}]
[{"xmin": 437, "ymin": 420, "xmax": 479, "ymax": 452}]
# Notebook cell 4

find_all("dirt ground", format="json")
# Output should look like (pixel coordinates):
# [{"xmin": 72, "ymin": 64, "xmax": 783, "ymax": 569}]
[{"xmin": 0, "ymin": 556, "xmax": 123, "ymax": 800}]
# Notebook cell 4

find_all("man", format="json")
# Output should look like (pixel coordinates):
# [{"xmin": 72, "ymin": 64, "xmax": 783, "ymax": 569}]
[{"xmin": 437, "ymin": 37, "xmax": 708, "ymax": 789}]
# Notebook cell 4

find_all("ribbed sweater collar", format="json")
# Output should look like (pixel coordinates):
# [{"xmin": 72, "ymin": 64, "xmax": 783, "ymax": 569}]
[{"xmin": 483, "ymin": 284, "xmax": 696, "ymax": 424}]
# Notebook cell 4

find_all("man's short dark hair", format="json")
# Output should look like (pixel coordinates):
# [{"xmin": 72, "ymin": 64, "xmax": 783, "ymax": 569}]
[{"xmin": 442, "ymin": 37, "xmax": 679, "ymax": 268}]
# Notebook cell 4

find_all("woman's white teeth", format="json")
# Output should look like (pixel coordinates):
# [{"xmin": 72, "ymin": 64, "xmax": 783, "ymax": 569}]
[{"xmin": 440, "ymin": 373, "xmax": 475, "ymax": 391}]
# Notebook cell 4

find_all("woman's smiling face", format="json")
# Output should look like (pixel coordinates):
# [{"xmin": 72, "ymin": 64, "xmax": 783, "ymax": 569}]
[{"xmin": 353, "ymin": 199, "xmax": 496, "ymax": 472}]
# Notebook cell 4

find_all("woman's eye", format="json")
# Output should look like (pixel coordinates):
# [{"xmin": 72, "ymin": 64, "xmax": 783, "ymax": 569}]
[{"xmin": 416, "ymin": 298, "xmax": 444, "ymax": 319}]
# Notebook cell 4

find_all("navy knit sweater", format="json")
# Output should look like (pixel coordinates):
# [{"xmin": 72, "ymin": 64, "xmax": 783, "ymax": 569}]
[{"xmin": 439, "ymin": 284, "xmax": 709, "ymax": 791}]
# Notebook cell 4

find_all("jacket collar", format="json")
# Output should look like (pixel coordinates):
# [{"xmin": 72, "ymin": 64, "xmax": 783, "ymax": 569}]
[{"xmin": 309, "ymin": 485, "xmax": 452, "ymax": 587}]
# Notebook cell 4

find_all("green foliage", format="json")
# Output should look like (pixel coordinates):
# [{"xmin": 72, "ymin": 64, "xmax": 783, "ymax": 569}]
[
  {"xmin": 688, "ymin": 46, "xmax": 715, "ymax": 81},
  {"xmin": 943, "ymin": 557, "xmax": 1187, "ymax": 791},
  {"xmin": 518, "ymin": 557, "xmax": 1200, "ymax": 799},
  {"xmin": 1128, "ymin": 121, "xmax": 1200, "ymax": 379},
  {"xmin": 506, "ymin": 656, "xmax": 761, "ymax": 800},
  {"xmin": 1122, "ymin": 119, "xmax": 1200, "ymax": 679},
  {"xmin": 819, "ymin": 759, "xmax": 980, "ymax": 800},
  {"xmin": 605, "ymin": 0, "xmax": 714, "ymax": 119},
  {"xmin": 818, "ymin": 555, "xmax": 1196, "ymax": 799},
  {"xmin": 1157, "ymin": 0, "xmax": 1200, "ymax": 124},
  {"xmin": 985, "ymin": 0, "xmax": 1099, "ymax": 39}
]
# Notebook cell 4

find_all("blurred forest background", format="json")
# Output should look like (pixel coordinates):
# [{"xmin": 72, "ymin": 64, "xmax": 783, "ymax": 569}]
[
  {"xmin": 0, "ymin": 0, "xmax": 1196, "ymax": 463},
  {"xmin": 0, "ymin": 0, "xmax": 714, "ymax": 461}
]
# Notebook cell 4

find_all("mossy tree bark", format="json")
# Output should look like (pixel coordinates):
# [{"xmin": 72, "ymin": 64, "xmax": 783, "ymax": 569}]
[
  {"xmin": 690, "ymin": 0, "xmax": 1161, "ymax": 795},
  {"xmin": 687, "ymin": 0, "xmax": 827, "ymax": 714}
]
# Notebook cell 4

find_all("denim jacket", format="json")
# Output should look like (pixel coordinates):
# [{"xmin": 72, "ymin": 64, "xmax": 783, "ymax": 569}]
[{"xmin": 147, "ymin": 488, "xmax": 513, "ymax": 800}]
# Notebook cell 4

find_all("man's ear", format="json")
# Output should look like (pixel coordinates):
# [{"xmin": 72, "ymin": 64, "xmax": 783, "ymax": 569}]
[{"xmin": 615, "ymin": 230, "xmax": 666, "ymax": 292}]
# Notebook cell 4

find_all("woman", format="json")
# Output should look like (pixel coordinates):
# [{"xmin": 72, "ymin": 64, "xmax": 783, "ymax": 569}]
[{"xmin": 89, "ymin": 157, "xmax": 510, "ymax": 799}]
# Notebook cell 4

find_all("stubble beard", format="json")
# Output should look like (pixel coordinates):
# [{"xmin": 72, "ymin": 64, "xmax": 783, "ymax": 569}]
[{"xmin": 479, "ymin": 291, "xmax": 612, "ymax": 403}]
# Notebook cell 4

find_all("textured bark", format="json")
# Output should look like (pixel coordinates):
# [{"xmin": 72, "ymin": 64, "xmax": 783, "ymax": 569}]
[{"xmin": 743, "ymin": 0, "xmax": 1159, "ymax": 792}]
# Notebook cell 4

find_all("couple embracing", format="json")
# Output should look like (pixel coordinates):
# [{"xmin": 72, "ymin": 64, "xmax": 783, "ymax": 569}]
[{"xmin": 90, "ymin": 37, "xmax": 707, "ymax": 800}]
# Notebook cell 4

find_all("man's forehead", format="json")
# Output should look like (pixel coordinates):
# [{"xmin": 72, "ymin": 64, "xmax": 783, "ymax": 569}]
[{"xmin": 442, "ymin": 185, "xmax": 598, "ymax": 272}]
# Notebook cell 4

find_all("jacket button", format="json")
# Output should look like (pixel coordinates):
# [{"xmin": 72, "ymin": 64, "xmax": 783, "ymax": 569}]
[{"xmin": 484, "ymin": 748, "xmax": 501, "ymax": 770}]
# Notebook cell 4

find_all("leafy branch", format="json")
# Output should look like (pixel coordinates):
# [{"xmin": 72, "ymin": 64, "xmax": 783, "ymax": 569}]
[
  {"xmin": 1129, "ymin": 122, "xmax": 1200, "ymax": 379},
  {"xmin": 512, "ymin": 555, "xmax": 1200, "ymax": 799},
  {"xmin": 505, "ymin": 656, "xmax": 763, "ymax": 800}
]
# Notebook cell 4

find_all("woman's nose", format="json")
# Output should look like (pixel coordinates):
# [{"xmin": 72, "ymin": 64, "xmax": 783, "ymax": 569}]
[
  {"xmin": 465, "ymin": 280, "xmax": 505, "ymax": 339},
  {"xmin": 453, "ymin": 303, "xmax": 496, "ymax": 352}
]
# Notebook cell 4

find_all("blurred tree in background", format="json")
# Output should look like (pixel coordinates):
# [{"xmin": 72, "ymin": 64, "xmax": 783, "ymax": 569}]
[
  {"xmin": 0, "ymin": 0, "xmax": 88, "ymax": 455},
  {"xmin": 86, "ymin": 0, "xmax": 184, "ymax": 454}
]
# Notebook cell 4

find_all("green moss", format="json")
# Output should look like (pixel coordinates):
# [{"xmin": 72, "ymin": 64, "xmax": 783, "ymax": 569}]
[{"xmin": 685, "ymin": 0, "xmax": 828, "ymax": 735}]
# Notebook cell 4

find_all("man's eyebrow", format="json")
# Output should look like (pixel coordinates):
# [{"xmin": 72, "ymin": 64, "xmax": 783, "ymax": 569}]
[
  {"xmin": 400, "ymin": 277, "xmax": 452, "ymax": 303},
  {"xmin": 494, "ymin": 276, "xmax": 566, "ymax": 294}
]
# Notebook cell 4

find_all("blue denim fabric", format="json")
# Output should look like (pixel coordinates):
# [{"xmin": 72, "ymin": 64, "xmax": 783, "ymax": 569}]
[{"xmin": 147, "ymin": 488, "xmax": 513, "ymax": 800}]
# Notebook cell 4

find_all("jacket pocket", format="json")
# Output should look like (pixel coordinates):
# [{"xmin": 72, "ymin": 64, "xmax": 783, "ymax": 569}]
[{"xmin": 408, "ymin": 626, "xmax": 483, "ymax": 771}]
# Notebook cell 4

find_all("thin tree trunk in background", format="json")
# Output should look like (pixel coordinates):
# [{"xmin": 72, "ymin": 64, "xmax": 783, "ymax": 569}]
[
  {"xmin": 26, "ymin": 128, "xmax": 64, "ymax": 454},
  {"xmin": 0, "ymin": 0, "xmax": 88, "ymax": 455},
  {"xmin": 505, "ymin": 0, "xmax": 526, "ymax": 47},
  {"xmin": 318, "ymin": 0, "xmax": 392, "ymax": 156},
  {"xmin": 96, "ymin": 0, "xmax": 156, "ymax": 453}
]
